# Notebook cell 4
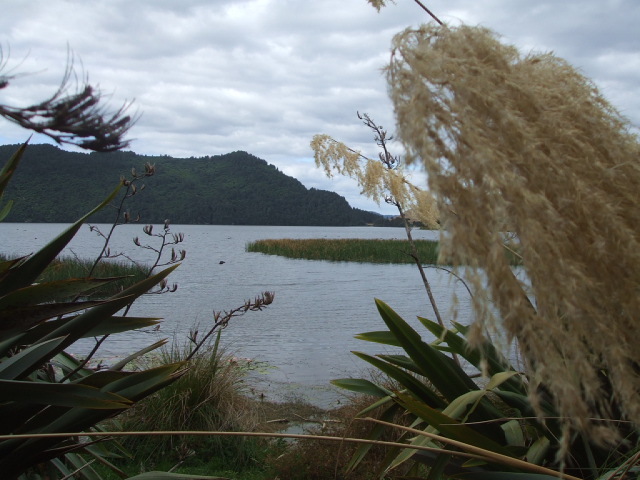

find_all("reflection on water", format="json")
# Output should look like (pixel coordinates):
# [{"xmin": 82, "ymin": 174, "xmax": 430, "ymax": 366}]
[{"xmin": 2, "ymin": 223, "xmax": 477, "ymax": 406}]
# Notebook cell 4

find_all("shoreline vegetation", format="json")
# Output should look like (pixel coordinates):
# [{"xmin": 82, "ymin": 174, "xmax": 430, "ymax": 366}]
[
  {"xmin": 246, "ymin": 238, "xmax": 522, "ymax": 265},
  {"xmin": 0, "ymin": 254, "xmax": 147, "ymax": 297},
  {"xmin": 247, "ymin": 238, "xmax": 440, "ymax": 264},
  {"xmin": 93, "ymin": 344, "xmax": 392, "ymax": 480}
]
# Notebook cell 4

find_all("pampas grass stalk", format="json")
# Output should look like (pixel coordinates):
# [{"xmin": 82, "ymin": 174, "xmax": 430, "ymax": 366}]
[{"xmin": 387, "ymin": 22, "xmax": 640, "ymax": 445}]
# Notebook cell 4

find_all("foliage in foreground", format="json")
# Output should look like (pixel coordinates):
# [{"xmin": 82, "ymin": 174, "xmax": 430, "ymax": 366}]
[
  {"xmin": 1, "ymin": 142, "xmax": 248, "ymax": 480},
  {"xmin": 110, "ymin": 333, "xmax": 267, "ymax": 475},
  {"xmin": 315, "ymin": 4, "xmax": 639, "ymax": 476},
  {"xmin": 335, "ymin": 300, "xmax": 638, "ymax": 480},
  {"xmin": 0, "ymin": 144, "xmax": 195, "ymax": 479}
]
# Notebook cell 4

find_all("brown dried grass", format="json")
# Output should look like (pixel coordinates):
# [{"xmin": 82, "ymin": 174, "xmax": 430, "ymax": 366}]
[{"xmin": 387, "ymin": 23, "xmax": 640, "ymax": 444}]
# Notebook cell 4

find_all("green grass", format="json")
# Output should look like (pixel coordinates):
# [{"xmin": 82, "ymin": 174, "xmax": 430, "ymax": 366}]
[
  {"xmin": 0, "ymin": 253, "xmax": 147, "ymax": 297},
  {"xmin": 246, "ymin": 238, "xmax": 441, "ymax": 264}
]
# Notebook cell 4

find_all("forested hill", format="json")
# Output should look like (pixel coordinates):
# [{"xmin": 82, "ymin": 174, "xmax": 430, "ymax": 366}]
[{"xmin": 0, "ymin": 144, "xmax": 382, "ymax": 226}]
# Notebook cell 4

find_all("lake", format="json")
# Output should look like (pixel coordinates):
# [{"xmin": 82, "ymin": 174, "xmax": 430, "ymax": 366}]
[{"xmin": 1, "ymin": 223, "xmax": 476, "ymax": 406}]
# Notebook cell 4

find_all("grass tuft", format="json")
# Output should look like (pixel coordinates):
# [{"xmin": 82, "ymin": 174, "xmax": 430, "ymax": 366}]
[{"xmin": 105, "ymin": 334, "xmax": 268, "ymax": 475}]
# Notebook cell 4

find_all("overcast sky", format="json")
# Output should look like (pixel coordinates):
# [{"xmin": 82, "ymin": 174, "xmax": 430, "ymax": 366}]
[{"xmin": 1, "ymin": 0, "xmax": 638, "ymax": 214}]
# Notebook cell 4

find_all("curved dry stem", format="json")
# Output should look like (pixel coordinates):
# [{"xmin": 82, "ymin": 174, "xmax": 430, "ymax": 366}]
[
  {"xmin": 365, "ymin": 417, "xmax": 584, "ymax": 480},
  {"xmin": 0, "ymin": 430, "xmax": 487, "ymax": 464}
]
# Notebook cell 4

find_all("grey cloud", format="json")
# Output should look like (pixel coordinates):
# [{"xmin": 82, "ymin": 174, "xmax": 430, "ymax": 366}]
[{"xmin": 1, "ymin": 0, "xmax": 638, "ymax": 215}]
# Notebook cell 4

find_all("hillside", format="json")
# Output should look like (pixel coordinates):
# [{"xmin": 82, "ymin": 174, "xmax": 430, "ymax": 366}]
[{"xmin": 0, "ymin": 144, "xmax": 382, "ymax": 226}]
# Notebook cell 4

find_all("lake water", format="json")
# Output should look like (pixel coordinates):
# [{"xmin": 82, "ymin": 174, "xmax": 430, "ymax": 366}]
[{"xmin": 1, "ymin": 223, "xmax": 477, "ymax": 406}]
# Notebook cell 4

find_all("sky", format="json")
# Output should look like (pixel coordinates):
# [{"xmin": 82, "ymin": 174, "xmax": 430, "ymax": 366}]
[{"xmin": 1, "ymin": 0, "xmax": 638, "ymax": 214}]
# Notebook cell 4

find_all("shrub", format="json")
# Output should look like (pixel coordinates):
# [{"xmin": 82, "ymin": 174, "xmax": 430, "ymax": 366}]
[
  {"xmin": 113, "ymin": 332, "xmax": 265, "ymax": 473},
  {"xmin": 0, "ymin": 144, "xmax": 185, "ymax": 479}
]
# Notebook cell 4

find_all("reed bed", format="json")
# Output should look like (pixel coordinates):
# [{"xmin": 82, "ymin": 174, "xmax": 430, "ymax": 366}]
[
  {"xmin": 0, "ymin": 254, "xmax": 147, "ymax": 297},
  {"xmin": 247, "ymin": 238, "xmax": 440, "ymax": 264}
]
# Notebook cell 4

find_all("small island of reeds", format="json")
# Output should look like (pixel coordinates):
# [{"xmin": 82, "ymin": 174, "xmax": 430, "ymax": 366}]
[
  {"xmin": 247, "ymin": 238, "xmax": 523, "ymax": 265},
  {"xmin": 246, "ymin": 238, "xmax": 441, "ymax": 264}
]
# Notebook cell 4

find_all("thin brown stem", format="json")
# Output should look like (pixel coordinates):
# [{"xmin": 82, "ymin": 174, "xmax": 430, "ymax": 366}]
[
  {"xmin": 59, "ymin": 335, "xmax": 110, "ymax": 382},
  {"xmin": 412, "ymin": 0, "xmax": 444, "ymax": 25},
  {"xmin": 366, "ymin": 418, "xmax": 584, "ymax": 480},
  {"xmin": 397, "ymin": 205, "xmax": 461, "ymax": 366},
  {"xmin": 356, "ymin": 112, "xmax": 458, "ymax": 362},
  {"xmin": 397, "ymin": 204, "xmax": 444, "ymax": 329},
  {"xmin": 0, "ymin": 430, "xmax": 486, "ymax": 464},
  {"xmin": 185, "ymin": 292, "xmax": 274, "ymax": 361}
]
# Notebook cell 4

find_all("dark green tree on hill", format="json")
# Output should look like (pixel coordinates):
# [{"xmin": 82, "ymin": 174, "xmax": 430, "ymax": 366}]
[{"xmin": 0, "ymin": 144, "xmax": 383, "ymax": 226}]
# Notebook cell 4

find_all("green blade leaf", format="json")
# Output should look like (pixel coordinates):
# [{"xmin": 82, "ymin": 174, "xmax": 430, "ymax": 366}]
[
  {"xmin": 525, "ymin": 437, "xmax": 551, "ymax": 465},
  {"xmin": 0, "ymin": 300, "xmax": 107, "ymax": 335},
  {"xmin": 0, "ymin": 379, "xmax": 132, "ymax": 408},
  {"xmin": 353, "ymin": 351, "xmax": 446, "ymax": 409},
  {"xmin": 52, "ymin": 351, "xmax": 94, "ymax": 378},
  {"xmin": 15, "ymin": 315, "xmax": 161, "ymax": 347},
  {"xmin": 354, "ymin": 330, "xmax": 401, "ymax": 347},
  {"xmin": 375, "ymin": 299, "xmax": 479, "ymax": 401},
  {"xmin": 330, "ymin": 378, "xmax": 392, "ymax": 397},
  {"xmin": 0, "ymin": 256, "xmax": 25, "ymax": 276},
  {"xmin": 99, "ymin": 362, "xmax": 185, "ymax": 400},
  {"xmin": 378, "ymin": 354, "xmax": 422, "ymax": 375},
  {"xmin": 0, "ymin": 278, "xmax": 121, "ymax": 309},
  {"xmin": 502, "ymin": 419, "xmax": 525, "ymax": 448},
  {"xmin": 0, "ymin": 337, "xmax": 67, "ymax": 380},
  {"xmin": 111, "ymin": 263, "xmax": 179, "ymax": 301},
  {"xmin": 40, "ymin": 264, "xmax": 179, "ymax": 349},
  {"xmin": 0, "ymin": 142, "xmax": 27, "ymax": 194},
  {"xmin": 8, "ymin": 363, "xmax": 184, "ymax": 458},
  {"xmin": 59, "ymin": 452, "xmax": 102, "ymax": 480},
  {"xmin": 396, "ymin": 392, "xmax": 513, "ymax": 457},
  {"xmin": 345, "ymin": 402, "xmax": 404, "ymax": 474},
  {"xmin": 109, "ymin": 339, "xmax": 168, "ymax": 371},
  {"xmin": 0, "ymin": 199, "xmax": 13, "ymax": 222},
  {"xmin": 419, "ymin": 316, "xmax": 525, "ymax": 395}
]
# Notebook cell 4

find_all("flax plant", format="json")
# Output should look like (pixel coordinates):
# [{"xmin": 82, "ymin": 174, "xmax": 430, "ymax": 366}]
[{"xmin": 385, "ymin": 22, "xmax": 640, "ymax": 445}]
